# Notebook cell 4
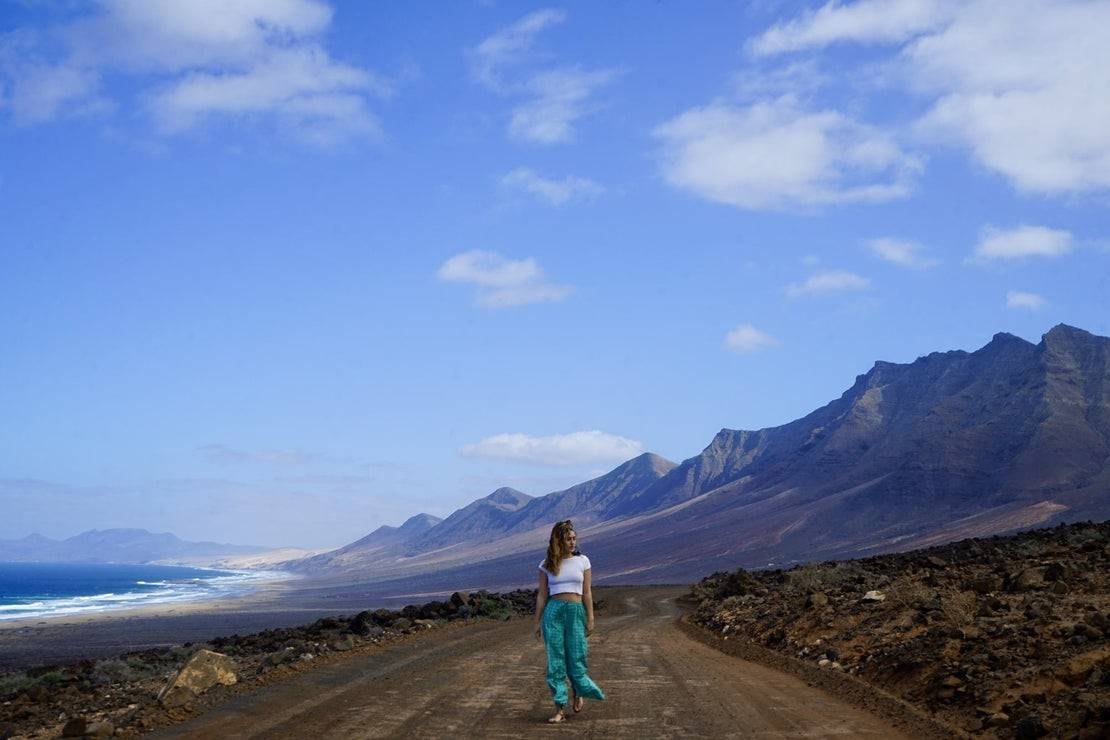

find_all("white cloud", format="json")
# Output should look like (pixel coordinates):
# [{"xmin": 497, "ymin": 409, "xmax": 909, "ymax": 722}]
[
  {"xmin": 471, "ymin": 11, "xmax": 615, "ymax": 145},
  {"xmin": 752, "ymin": 1, "xmax": 1110, "ymax": 195},
  {"xmin": 460, "ymin": 430, "xmax": 643, "ymax": 466},
  {"xmin": 653, "ymin": 97, "xmax": 921, "ymax": 210},
  {"xmin": 750, "ymin": 0, "xmax": 952, "ymax": 56},
  {"xmin": 1006, "ymin": 290, "xmax": 1047, "ymax": 311},
  {"xmin": 1, "ymin": 0, "xmax": 387, "ymax": 145},
  {"xmin": 470, "ymin": 8, "xmax": 566, "ymax": 90},
  {"xmin": 786, "ymin": 269, "xmax": 871, "ymax": 298},
  {"xmin": 501, "ymin": 167, "xmax": 604, "ymax": 205},
  {"xmin": 149, "ymin": 46, "xmax": 386, "ymax": 144},
  {"xmin": 723, "ymin": 324, "xmax": 780, "ymax": 354},
  {"xmin": 509, "ymin": 67, "xmax": 617, "ymax": 144},
  {"xmin": 970, "ymin": 225, "xmax": 1073, "ymax": 263},
  {"xmin": 867, "ymin": 237, "xmax": 939, "ymax": 269},
  {"xmin": 909, "ymin": 1, "xmax": 1110, "ymax": 194},
  {"xmin": 72, "ymin": 0, "xmax": 335, "ymax": 71},
  {"xmin": 436, "ymin": 250, "xmax": 573, "ymax": 308}
]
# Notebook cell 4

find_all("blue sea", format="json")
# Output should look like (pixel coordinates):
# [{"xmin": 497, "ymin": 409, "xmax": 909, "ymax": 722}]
[{"xmin": 0, "ymin": 562, "xmax": 284, "ymax": 621}]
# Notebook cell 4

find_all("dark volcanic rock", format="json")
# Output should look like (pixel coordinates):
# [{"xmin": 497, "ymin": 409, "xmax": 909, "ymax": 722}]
[
  {"xmin": 690, "ymin": 520, "xmax": 1110, "ymax": 739},
  {"xmin": 1, "ymin": 588, "xmax": 539, "ymax": 738}
]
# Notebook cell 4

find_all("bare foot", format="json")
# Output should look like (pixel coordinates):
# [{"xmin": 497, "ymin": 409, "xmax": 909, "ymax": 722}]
[
  {"xmin": 573, "ymin": 696, "xmax": 584, "ymax": 713},
  {"xmin": 547, "ymin": 709, "xmax": 566, "ymax": 724}
]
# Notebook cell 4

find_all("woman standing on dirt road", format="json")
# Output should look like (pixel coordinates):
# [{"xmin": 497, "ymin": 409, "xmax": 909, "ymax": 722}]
[{"xmin": 533, "ymin": 519, "xmax": 606, "ymax": 723}]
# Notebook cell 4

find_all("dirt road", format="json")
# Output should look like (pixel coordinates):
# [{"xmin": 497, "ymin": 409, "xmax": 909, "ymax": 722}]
[{"xmin": 152, "ymin": 587, "xmax": 911, "ymax": 739}]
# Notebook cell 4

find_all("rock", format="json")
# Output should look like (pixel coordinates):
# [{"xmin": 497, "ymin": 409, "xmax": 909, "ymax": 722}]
[
  {"xmin": 450, "ymin": 591, "xmax": 467, "ymax": 608},
  {"xmin": 330, "ymin": 635, "xmax": 356, "ymax": 651},
  {"xmin": 1058, "ymin": 653, "xmax": 1101, "ymax": 686},
  {"xmin": 263, "ymin": 648, "xmax": 295, "ymax": 667},
  {"xmin": 413, "ymin": 619, "xmax": 436, "ymax": 630},
  {"xmin": 1014, "ymin": 713, "xmax": 1047, "ymax": 739},
  {"xmin": 942, "ymin": 675, "xmax": 963, "ymax": 687},
  {"xmin": 967, "ymin": 576, "xmax": 1003, "ymax": 594},
  {"xmin": 1050, "ymin": 580, "xmax": 1069, "ymax": 595},
  {"xmin": 1010, "ymin": 568, "xmax": 1046, "ymax": 592},
  {"xmin": 861, "ymin": 590, "xmax": 885, "ymax": 602},
  {"xmin": 926, "ymin": 556, "xmax": 948, "ymax": 568},
  {"xmin": 86, "ymin": 720, "xmax": 114, "ymax": 738},
  {"xmin": 986, "ymin": 712, "xmax": 1010, "ymax": 727},
  {"xmin": 158, "ymin": 649, "xmax": 237, "ymax": 708},
  {"xmin": 818, "ymin": 658, "xmax": 830, "ymax": 667},
  {"xmin": 805, "ymin": 592, "xmax": 829, "ymax": 609},
  {"xmin": 60, "ymin": 718, "xmax": 87, "ymax": 737},
  {"xmin": 350, "ymin": 610, "xmax": 391, "ymax": 636},
  {"xmin": 1043, "ymin": 561, "xmax": 1069, "ymax": 581},
  {"xmin": 391, "ymin": 617, "xmax": 412, "ymax": 630},
  {"xmin": 958, "ymin": 626, "xmax": 983, "ymax": 640}
]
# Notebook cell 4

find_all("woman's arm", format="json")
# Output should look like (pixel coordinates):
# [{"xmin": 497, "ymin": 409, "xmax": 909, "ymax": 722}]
[
  {"xmin": 583, "ymin": 568, "xmax": 594, "ymax": 635},
  {"xmin": 534, "ymin": 569, "xmax": 548, "ymax": 639}
]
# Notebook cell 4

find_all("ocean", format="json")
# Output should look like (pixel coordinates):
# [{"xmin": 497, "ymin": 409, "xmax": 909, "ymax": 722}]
[{"xmin": 0, "ymin": 562, "xmax": 283, "ymax": 621}]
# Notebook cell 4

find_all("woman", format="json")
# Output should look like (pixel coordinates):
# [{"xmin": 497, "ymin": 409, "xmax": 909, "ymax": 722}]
[{"xmin": 533, "ymin": 519, "xmax": 605, "ymax": 723}]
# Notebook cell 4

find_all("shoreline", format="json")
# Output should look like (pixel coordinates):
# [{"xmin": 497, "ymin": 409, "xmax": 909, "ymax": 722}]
[{"xmin": 0, "ymin": 569, "xmax": 299, "ymax": 631}]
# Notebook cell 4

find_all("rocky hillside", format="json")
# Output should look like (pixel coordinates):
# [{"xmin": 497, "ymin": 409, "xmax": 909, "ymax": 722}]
[{"xmin": 688, "ymin": 520, "xmax": 1110, "ymax": 739}]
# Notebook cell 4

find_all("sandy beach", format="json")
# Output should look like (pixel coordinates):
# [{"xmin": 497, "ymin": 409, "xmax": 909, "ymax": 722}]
[{"xmin": 0, "ymin": 575, "xmax": 487, "ymax": 670}]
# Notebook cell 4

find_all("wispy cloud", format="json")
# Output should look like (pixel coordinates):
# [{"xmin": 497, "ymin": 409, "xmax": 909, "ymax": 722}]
[
  {"xmin": 867, "ymin": 237, "xmax": 939, "ymax": 269},
  {"xmin": 471, "ymin": 11, "xmax": 616, "ymax": 145},
  {"xmin": 460, "ymin": 430, "xmax": 643, "ymax": 466},
  {"xmin": 786, "ymin": 269, "xmax": 871, "ymax": 298},
  {"xmin": 509, "ymin": 67, "xmax": 617, "ymax": 144},
  {"xmin": 436, "ymin": 250, "xmax": 573, "ymax": 308},
  {"xmin": 469, "ymin": 8, "xmax": 566, "ymax": 90},
  {"xmin": 653, "ymin": 97, "xmax": 921, "ymax": 210},
  {"xmin": 750, "ymin": 0, "xmax": 951, "ymax": 56},
  {"xmin": 501, "ymin": 167, "xmax": 604, "ymax": 205},
  {"xmin": 1006, "ymin": 290, "xmax": 1047, "ymax": 311},
  {"xmin": 969, "ymin": 225, "xmax": 1073, "ymax": 263},
  {"xmin": 0, "ymin": 0, "xmax": 388, "ymax": 145},
  {"xmin": 197, "ymin": 444, "xmax": 320, "ymax": 467},
  {"xmin": 723, "ymin": 324, "xmax": 780, "ymax": 354}
]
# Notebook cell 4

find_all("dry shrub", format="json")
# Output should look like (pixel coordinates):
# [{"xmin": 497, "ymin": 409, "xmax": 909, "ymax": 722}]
[
  {"xmin": 786, "ymin": 563, "xmax": 854, "ymax": 593},
  {"xmin": 887, "ymin": 579, "xmax": 934, "ymax": 610},
  {"xmin": 939, "ymin": 587, "xmax": 977, "ymax": 628}
]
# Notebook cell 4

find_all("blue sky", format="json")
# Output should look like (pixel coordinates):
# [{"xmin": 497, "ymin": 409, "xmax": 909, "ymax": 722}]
[{"xmin": 1, "ymin": 0, "xmax": 1108, "ymax": 548}]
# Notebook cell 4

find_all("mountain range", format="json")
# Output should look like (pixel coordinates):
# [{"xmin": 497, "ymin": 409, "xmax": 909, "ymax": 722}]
[
  {"xmin": 0, "ymin": 529, "xmax": 269, "ymax": 564},
  {"xmin": 290, "ymin": 323, "xmax": 1110, "ymax": 589}
]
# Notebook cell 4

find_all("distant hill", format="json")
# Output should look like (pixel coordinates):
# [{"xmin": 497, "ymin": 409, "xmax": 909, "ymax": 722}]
[
  {"xmin": 290, "ymin": 452, "xmax": 678, "ymax": 574},
  {"xmin": 289, "ymin": 324, "xmax": 1110, "ymax": 588},
  {"xmin": 0, "ymin": 528, "xmax": 269, "ymax": 564}
]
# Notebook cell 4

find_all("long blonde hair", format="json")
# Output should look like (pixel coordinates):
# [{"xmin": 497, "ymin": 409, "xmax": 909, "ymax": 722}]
[{"xmin": 542, "ymin": 520, "xmax": 576, "ymax": 575}]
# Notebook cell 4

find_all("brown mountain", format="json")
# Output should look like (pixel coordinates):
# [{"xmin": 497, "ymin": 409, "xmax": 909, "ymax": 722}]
[{"xmin": 297, "ymin": 324, "xmax": 1110, "ymax": 589}]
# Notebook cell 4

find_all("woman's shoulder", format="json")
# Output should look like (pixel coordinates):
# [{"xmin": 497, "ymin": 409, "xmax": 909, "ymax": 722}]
[{"xmin": 574, "ymin": 552, "xmax": 592, "ymax": 568}]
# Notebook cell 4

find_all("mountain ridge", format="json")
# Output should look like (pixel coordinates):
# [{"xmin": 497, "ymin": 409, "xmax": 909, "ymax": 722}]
[{"xmin": 294, "ymin": 324, "xmax": 1110, "ymax": 585}]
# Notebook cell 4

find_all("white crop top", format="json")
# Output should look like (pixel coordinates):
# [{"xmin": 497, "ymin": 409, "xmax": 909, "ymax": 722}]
[{"xmin": 539, "ymin": 554, "xmax": 592, "ymax": 595}]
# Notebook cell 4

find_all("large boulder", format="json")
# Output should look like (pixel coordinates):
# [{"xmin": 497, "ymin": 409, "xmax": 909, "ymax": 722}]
[{"xmin": 158, "ymin": 649, "xmax": 237, "ymax": 707}]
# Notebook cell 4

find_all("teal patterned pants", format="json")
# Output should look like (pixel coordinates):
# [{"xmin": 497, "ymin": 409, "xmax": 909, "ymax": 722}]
[{"xmin": 542, "ymin": 600, "xmax": 605, "ymax": 708}]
